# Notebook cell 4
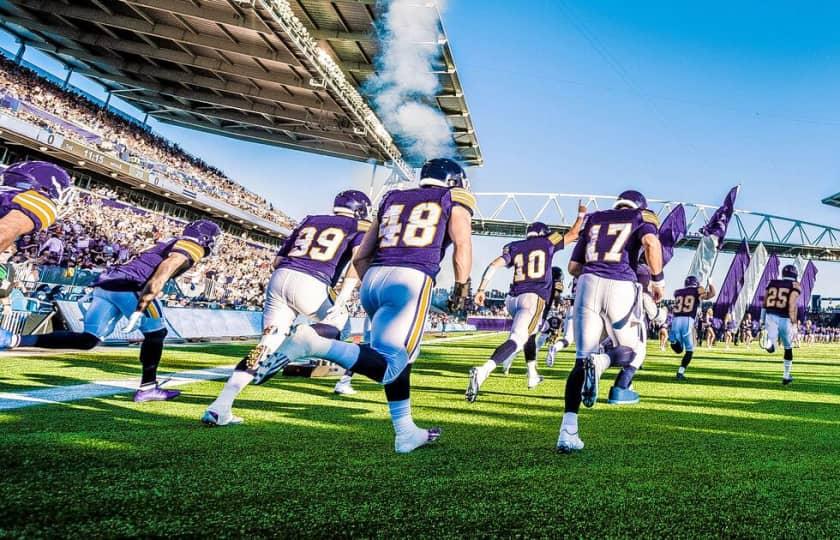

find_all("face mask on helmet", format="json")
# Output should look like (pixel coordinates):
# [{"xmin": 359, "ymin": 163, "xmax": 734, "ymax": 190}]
[
  {"xmin": 333, "ymin": 190, "xmax": 372, "ymax": 220},
  {"xmin": 183, "ymin": 219, "xmax": 222, "ymax": 255},
  {"xmin": 526, "ymin": 221, "xmax": 549, "ymax": 238},
  {"xmin": 613, "ymin": 189, "xmax": 648, "ymax": 211},
  {"xmin": 418, "ymin": 158, "xmax": 469, "ymax": 190},
  {"xmin": 1, "ymin": 161, "xmax": 75, "ymax": 215}
]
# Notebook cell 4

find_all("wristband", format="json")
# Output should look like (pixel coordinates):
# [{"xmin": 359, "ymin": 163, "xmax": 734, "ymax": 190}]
[
  {"xmin": 651, "ymin": 272, "xmax": 665, "ymax": 283},
  {"xmin": 578, "ymin": 212, "xmax": 586, "ymax": 218}
]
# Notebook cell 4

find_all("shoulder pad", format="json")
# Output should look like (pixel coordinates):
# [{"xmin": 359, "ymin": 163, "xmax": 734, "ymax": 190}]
[
  {"xmin": 450, "ymin": 188, "xmax": 476, "ymax": 213},
  {"xmin": 641, "ymin": 209, "xmax": 660, "ymax": 227},
  {"xmin": 357, "ymin": 219, "xmax": 371, "ymax": 232},
  {"xmin": 173, "ymin": 239, "xmax": 205, "ymax": 263}
]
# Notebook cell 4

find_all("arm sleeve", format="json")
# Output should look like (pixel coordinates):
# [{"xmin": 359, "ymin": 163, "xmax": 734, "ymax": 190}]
[
  {"xmin": 170, "ymin": 239, "xmax": 206, "ymax": 266},
  {"xmin": 570, "ymin": 224, "xmax": 588, "ymax": 263},
  {"xmin": 449, "ymin": 188, "xmax": 476, "ymax": 216}
]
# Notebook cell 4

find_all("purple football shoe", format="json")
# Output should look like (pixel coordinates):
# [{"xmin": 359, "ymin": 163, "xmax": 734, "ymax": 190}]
[{"xmin": 133, "ymin": 385, "xmax": 181, "ymax": 402}]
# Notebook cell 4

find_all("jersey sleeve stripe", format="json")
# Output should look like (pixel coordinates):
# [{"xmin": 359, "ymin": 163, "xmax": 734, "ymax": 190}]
[
  {"xmin": 450, "ymin": 189, "xmax": 477, "ymax": 212},
  {"xmin": 173, "ymin": 240, "xmax": 205, "ymax": 262},
  {"xmin": 548, "ymin": 232, "xmax": 564, "ymax": 246},
  {"xmin": 357, "ymin": 220, "xmax": 371, "ymax": 232},
  {"xmin": 14, "ymin": 191, "xmax": 57, "ymax": 229}
]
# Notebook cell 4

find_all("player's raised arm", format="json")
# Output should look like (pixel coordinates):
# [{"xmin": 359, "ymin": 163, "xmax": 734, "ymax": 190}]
[
  {"xmin": 474, "ymin": 255, "xmax": 505, "ymax": 306},
  {"xmin": 353, "ymin": 216, "xmax": 380, "ymax": 279},
  {"xmin": 641, "ymin": 233, "xmax": 664, "ymax": 302},
  {"xmin": 701, "ymin": 281, "xmax": 717, "ymax": 300},
  {"xmin": 560, "ymin": 201, "xmax": 588, "ymax": 245},
  {"xmin": 447, "ymin": 204, "xmax": 473, "ymax": 311}
]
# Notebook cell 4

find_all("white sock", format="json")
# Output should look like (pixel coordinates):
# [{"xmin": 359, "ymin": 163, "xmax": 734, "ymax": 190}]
[
  {"xmin": 388, "ymin": 399, "xmax": 416, "ymax": 436},
  {"xmin": 526, "ymin": 360, "xmax": 538, "ymax": 378},
  {"xmin": 678, "ymin": 366, "xmax": 686, "ymax": 375},
  {"xmin": 561, "ymin": 412, "xmax": 578, "ymax": 433},
  {"xmin": 593, "ymin": 353, "xmax": 610, "ymax": 379},
  {"xmin": 481, "ymin": 359, "xmax": 497, "ymax": 377},
  {"xmin": 210, "ymin": 370, "xmax": 254, "ymax": 411},
  {"xmin": 337, "ymin": 372, "xmax": 353, "ymax": 385},
  {"xmin": 260, "ymin": 327, "xmax": 286, "ymax": 355},
  {"xmin": 783, "ymin": 360, "xmax": 792, "ymax": 378}
]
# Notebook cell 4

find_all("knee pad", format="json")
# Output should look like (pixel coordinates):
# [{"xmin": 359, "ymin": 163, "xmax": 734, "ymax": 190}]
[
  {"xmin": 670, "ymin": 341, "xmax": 684, "ymax": 355},
  {"xmin": 784, "ymin": 348, "xmax": 793, "ymax": 361},
  {"xmin": 606, "ymin": 345, "xmax": 636, "ymax": 368},
  {"xmin": 384, "ymin": 365, "xmax": 412, "ymax": 402},
  {"xmin": 142, "ymin": 328, "xmax": 168, "ymax": 345}
]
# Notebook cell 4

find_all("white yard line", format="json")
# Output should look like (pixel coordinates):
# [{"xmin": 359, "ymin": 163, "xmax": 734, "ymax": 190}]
[
  {"xmin": 0, "ymin": 365, "xmax": 235, "ymax": 411},
  {"xmin": 0, "ymin": 332, "xmax": 500, "ymax": 411}
]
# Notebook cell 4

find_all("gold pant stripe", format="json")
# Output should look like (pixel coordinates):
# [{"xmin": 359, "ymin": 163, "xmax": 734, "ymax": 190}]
[{"xmin": 405, "ymin": 277, "xmax": 433, "ymax": 356}]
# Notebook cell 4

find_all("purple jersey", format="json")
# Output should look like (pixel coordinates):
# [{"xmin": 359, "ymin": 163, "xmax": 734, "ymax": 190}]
[
  {"xmin": 570, "ymin": 208, "xmax": 658, "ymax": 281},
  {"xmin": 370, "ymin": 186, "xmax": 475, "ymax": 278},
  {"xmin": 502, "ymin": 236, "xmax": 564, "ymax": 301},
  {"xmin": 764, "ymin": 278, "xmax": 801, "ymax": 318},
  {"xmin": 672, "ymin": 287, "xmax": 701, "ymax": 318},
  {"xmin": 277, "ymin": 214, "xmax": 369, "ymax": 286},
  {"xmin": 0, "ymin": 187, "xmax": 57, "ymax": 232},
  {"xmin": 95, "ymin": 237, "xmax": 206, "ymax": 291}
]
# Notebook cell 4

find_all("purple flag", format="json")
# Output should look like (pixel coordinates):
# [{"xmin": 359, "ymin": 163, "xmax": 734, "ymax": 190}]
[
  {"xmin": 797, "ymin": 261, "xmax": 818, "ymax": 321},
  {"xmin": 659, "ymin": 204, "xmax": 687, "ymax": 266},
  {"xmin": 713, "ymin": 239, "xmax": 750, "ymax": 322},
  {"xmin": 748, "ymin": 254, "xmax": 780, "ymax": 321},
  {"xmin": 699, "ymin": 186, "xmax": 739, "ymax": 244}
]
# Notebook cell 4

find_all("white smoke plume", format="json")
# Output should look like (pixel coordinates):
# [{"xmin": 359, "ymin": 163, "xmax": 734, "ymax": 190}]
[{"xmin": 368, "ymin": 0, "xmax": 455, "ymax": 164}]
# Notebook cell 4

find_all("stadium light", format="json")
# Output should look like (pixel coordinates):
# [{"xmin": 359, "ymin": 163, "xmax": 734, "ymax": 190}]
[{"xmin": 38, "ymin": 146, "xmax": 48, "ymax": 151}]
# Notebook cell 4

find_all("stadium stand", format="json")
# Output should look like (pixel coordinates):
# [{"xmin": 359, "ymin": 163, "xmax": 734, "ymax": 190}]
[{"xmin": 0, "ymin": 55, "xmax": 294, "ymax": 228}]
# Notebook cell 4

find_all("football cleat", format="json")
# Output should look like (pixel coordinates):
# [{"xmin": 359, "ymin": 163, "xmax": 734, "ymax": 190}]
[
  {"xmin": 333, "ymin": 381, "xmax": 357, "ymax": 395},
  {"xmin": 782, "ymin": 377, "xmax": 793, "ymax": 386},
  {"xmin": 581, "ymin": 355, "xmax": 599, "ymax": 408},
  {"xmin": 274, "ymin": 324, "xmax": 318, "ymax": 363},
  {"xmin": 556, "ymin": 428, "xmax": 584, "ymax": 453},
  {"xmin": 465, "ymin": 367, "xmax": 481, "ymax": 403},
  {"xmin": 608, "ymin": 386, "xmax": 640, "ymax": 405},
  {"xmin": 527, "ymin": 373, "xmax": 544, "ymax": 390},
  {"xmin": 546, "ymin": 348, "xmax": 556, "ymax": 368},
  {"xmin": 133, "ymin": 385, "xmax": 181, "ymax": 402},
  {"xmin": 201, "ymin": 408, "xmax": 244, "ymax": 427},
  {"xmin": 765, "ymin": 344, "xmax": 776, "ymax": 354},
  {"xmin": 244, "ymin": 344, "xmax": 269, "ymax": 372},
  {"xmin": 395, "ymin": 427, "xmax": 442, "ymax": 454},
  {"xmin": 251, "ymin": 352, "xmax": 291, "ymax": 386},
  {"xmin": 676, "ymin": 371, "xmax": 686, "ymax": 381}
]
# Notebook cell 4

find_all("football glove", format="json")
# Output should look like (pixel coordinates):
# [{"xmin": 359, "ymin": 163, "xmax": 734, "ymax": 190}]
[{"xmin": 448, "ymin": 279, "xmax": 471, "ymax": 313}]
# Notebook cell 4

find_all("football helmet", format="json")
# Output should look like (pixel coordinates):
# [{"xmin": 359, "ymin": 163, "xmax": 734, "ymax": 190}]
[
  {"xmin": 183, "ymin": 219, "xmax": 222, "ymax": 254},
  {"xmin": 552, "ymin": 266, "xmax": 564, "ymax": 283},
  {"xmin": 614, "ymin": 190, "xmax": 648, "ymax": 211},
  {"xmin": 685, "ymin": 275, "xmax": 700, "ymax": 288},
  {"xmin": 781, "ymin": 264, "xmax": 798, "ymax": 280},
  {"xmin": 333, "ymin": 190, "xmax": 372, "ymax": 220},
  {"xmin": 419, "ymin": 158, "xmax": 469, "ymax": 190},
  {"xmin": 1, "ymin": 160, "xmax": 73, "ymax": 208},
  {"xmin": 526, "ymin": 221, "xmax": 550, "ymax": 238}
]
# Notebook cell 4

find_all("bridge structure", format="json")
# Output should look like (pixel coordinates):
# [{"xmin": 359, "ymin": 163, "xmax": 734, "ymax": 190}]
[{"xmin": 472, "ymin": 192, "xmax": 840, "ymax": 263}]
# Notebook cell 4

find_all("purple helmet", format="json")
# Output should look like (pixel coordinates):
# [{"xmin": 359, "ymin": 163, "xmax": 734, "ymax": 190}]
[
  {"xmin": 685, "ymin": 275, "xmax": 700, "ymax": 288},
  {"xmin": 526, "ymin": 221, "xmax": 550, "ymax": 238},
  {"xmin": 1, "ymin": 160, "xmax": 73, "ymax": 203},
  {"xmin": 782, "ymin": 264, "xmax": 798, "ymax": 280},
  {"xmin": 614, "ymin": 190, "xmax": 648, "ymax": 211},
  {"xmin": 333, "ymin": 190, "xmax": 372, "ymax": 220},
  {"xmin": 419, "ymin": 158, "xmax": 469, "ymax": 190},
  {"xmin": 552, "ymin": 266, "xmax": 564, "ymax": 282},
  {"xmin": 183, "ymin": 219, "xmax": 222, "ymax": 254}
]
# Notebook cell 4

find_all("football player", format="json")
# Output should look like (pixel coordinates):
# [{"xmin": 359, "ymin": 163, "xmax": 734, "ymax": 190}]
[
  {"xmin": 672, "ymin": 275, "xmax": 716, "ymax": 380},
  {"xmin": 760, "ymin": 264, "xmax": 801, "ymax": 385},
  {"xmin": 466, "ymin": 211, "xmax": 585, "ymax": 402},
  {"xmin": 0, "ymin": 161, "xmax": 72, "ymax": 260},
  {"xmin": 557, "ymin": 190, "xmax": 664, "ymax": 453},
  {"xmin": 540, "ymin": 266, "xmax": 566, "ymax": 368},
  {"xmin": 202, "ymin": 190, "xmax": 372, "ymax": 425},
  {"xmin": 273, "ymin": 158, "xmax": 474, "ymax": 453},
  {"xmin": 1, "ymin": 219, "xmax": 221, "ymax": 401}
]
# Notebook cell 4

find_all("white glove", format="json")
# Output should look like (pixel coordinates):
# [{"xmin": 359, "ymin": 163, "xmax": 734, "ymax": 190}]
[{"xmin": 122, "ymin": 311, "xmax": 143, "ymax": 333}]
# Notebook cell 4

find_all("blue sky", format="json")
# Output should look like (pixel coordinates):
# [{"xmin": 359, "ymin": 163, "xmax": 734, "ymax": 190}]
[{"xmin": 2, "ymin": 1, "xmax": 839, "ymax": 295}]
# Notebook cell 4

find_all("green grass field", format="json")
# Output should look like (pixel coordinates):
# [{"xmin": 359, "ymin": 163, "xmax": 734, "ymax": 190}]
[{"xmin": 0, "ymin": 335, "xmax": 838, "ymax": 538}]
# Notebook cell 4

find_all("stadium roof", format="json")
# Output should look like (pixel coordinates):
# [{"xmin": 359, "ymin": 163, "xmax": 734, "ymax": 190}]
[
  {"xmin": 823, "ymin": 192, "xmax": 840, "ymax": 208},
  {"xmin": 0, "ymin": 0, "xmax": 482, "ymax": 179}
]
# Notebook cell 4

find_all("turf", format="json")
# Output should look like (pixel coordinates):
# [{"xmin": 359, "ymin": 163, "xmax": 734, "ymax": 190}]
[{"xmin": 0, "ymin": 336, "xmax": 838, "ymax": 538}]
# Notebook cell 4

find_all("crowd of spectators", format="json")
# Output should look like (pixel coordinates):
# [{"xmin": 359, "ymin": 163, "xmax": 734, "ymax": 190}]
[
  {"xmin": 0, "ymin": 56, "xmax": 293, "ymax": 228},
  {"xmin": 12, "ymin": 186, "xmax": 274, "ymax": 309}
]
